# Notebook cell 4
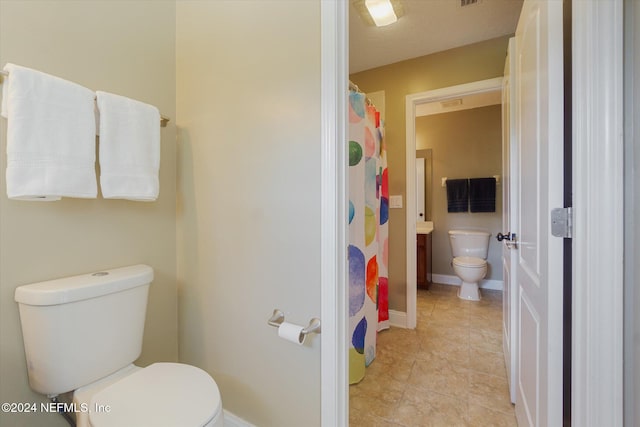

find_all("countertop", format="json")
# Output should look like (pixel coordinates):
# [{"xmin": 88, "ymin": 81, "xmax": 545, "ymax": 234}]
[{"xmin": 416, "ymin": 221, "xmax": 433, "ymax": 234}]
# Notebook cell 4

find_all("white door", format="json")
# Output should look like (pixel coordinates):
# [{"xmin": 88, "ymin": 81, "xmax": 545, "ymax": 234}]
[
  {"xmin": 513, "ymin": 0, "xmax": 564, "ymax": 425},
  {"xmin": 501, "ymin": 36, "xmax": 519, "ymax": 404}
]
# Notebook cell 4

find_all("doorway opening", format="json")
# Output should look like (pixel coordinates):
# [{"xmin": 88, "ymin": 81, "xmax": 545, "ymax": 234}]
[{"xmin": 404, "ymin": 77, "xmax": 504, "ymax": 329}]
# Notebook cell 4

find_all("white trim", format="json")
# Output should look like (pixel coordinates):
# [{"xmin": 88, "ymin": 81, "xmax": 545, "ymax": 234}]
[
  {"xmin": 431, "ymin": 274, "xmax": 504, "ymax": 291},
  {"xmin": 320, "ymin": 1, "xmax": 348, "ymax": 426},
  {"xmin": 223, "ymin": 410, "xmax": 256, "ymax": 427},
  {"xmin": 430, "ymin": 274, "xmax": 461, "ymax": 286},
  {"xmin": 388, "ymin": 309, "xmax": 407, "ymax": 328},
  {"xmin": 572, "ymin": 0, "xmax": 624, "ymax": 425},
  {"xmin": 623, "ymin": 0, "xmax": 640, "ymax": 422},
  {"xmin": 405, "ymin": 77, "xmax": 503, "ymax": 331}
]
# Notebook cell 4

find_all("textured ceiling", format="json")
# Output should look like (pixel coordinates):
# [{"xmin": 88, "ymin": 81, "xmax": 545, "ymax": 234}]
[{"xmin": 349, "ymin": 0, "xmax": 524, "ymax": 73}]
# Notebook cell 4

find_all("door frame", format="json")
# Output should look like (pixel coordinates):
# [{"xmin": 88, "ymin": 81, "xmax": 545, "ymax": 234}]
[
  {"xmin": 319, "ymin": 0, "xmax": 625, "ymax": 425},
  {"xmin": 320, "ymin": 1, "xmax": 348, "ymax": 426},
  {"xmin": 502, "ymin": 37, "xmax": 519, "ymax": 404},
  {"xmin": 404, "ymin": 78, "xmax": 503, "ymax": 329},
  {"xmin": 571, "ymin": 0, "xmax": 624, "ymax": 425}
]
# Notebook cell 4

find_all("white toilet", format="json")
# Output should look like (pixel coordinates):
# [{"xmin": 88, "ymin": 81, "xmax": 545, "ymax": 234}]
[
  {"xmin": 448, "ymin": 230, "xmax": 491, "ymax": 301},
  {"xmin": 14, "ymin": 264, "xmax": 224, "ymax": 427}
]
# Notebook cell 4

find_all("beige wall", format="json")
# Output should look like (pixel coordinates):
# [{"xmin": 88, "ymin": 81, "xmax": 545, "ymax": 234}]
[
  {"xmin": 417, "ymin": 106, "xmax": 503, "ymax": 280},
  {"xmin": 350, "ymin": 36, "xmax": 509, "ymax": 311},
  {"xmin": 0, "ymin": 2, "xmax": 177, "ymax": 426},
  {"xmin": 176, "ymin": 1, "xmax": 321, "ymax": 425}
]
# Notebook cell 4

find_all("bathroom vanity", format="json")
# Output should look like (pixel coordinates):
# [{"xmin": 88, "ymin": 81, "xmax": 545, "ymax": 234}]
[{"xmin": 416, "ymin": 222, "xmax": 433, "ymax": 289}]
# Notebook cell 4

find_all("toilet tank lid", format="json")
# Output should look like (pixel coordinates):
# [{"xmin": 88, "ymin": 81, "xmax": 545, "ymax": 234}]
[
  {"xmin": 14, "ymin": 264, "xmax": 153, "ymax": 306},
  {"xmin": 448, "ymin": 229, "xmax": 491, "ymax": 236}
]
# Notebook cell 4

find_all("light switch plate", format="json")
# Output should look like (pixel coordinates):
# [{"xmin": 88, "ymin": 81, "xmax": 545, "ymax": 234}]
[{"xmin": 389, "ymin": 195, "xmax": 403, "ymax": 209}]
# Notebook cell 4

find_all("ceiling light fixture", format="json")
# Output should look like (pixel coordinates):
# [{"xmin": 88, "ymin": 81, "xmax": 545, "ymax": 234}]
[
  {"xmin": 365, "ymin": 0, "xmax": 397, "ymax": 26},
  {"xmin": 354, "ymin": 0, "xmax": 404, "ymax": 27}
]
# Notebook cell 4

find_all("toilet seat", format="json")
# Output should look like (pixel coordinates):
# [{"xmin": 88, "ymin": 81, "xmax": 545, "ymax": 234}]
[
  {"xmin": 453, "ymin": 256, "xmax": 486, "ymax": 268},
  {"xmin": 88, "ymin": 363, "xmax": 222, "ymax": 427}
]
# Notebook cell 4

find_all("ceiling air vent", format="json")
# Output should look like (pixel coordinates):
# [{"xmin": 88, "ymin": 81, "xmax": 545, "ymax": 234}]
[{"xmin": 461, "ymin": 0, "xmax": 480, "ymax": 6}]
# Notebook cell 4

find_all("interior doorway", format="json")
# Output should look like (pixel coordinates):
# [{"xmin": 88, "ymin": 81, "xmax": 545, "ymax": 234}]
[{"xmin": 404, "ymin": 78, "xmax": 504, "ymax": 329}]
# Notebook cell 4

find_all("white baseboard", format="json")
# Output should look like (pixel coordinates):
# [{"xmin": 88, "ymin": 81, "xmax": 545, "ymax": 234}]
[
  {"xmin": 431, "ymin": 274, "xmax": 503, "ymax": 291},
  {"xmin": 389, "ymin": 309, "xmax": 407, "ymax": 328},
  {"xmin": 431, "ymin": 273, "xmax": 459, "ymax": 286},
  {"xmin": 224, "ymin": 410, "xmax": 255, "ymax": 427}
]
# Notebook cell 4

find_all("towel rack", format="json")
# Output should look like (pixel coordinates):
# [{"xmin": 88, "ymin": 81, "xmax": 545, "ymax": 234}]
[{"xmin": 0, "ymin": 70, "xmax": 170, "ymax": 128}]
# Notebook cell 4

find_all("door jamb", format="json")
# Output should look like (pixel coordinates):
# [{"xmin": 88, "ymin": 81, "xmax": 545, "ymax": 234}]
[
  {"xmin": 320, "ymin": 1, "xmax": 348, "ymax": 426},
  {"xmin": 571, "ymin": 0, "xmax": 624, "ymax": 425}
]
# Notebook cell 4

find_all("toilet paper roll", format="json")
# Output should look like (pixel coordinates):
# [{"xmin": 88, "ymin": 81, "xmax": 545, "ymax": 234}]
[{"xmin": 278, "ymin": 321, "xmax": 306, "ymax": 345}]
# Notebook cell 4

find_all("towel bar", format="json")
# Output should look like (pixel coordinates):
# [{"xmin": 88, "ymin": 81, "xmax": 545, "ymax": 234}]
[
  {"xmin": 0, "ymin": 70, "xmax": 170, "ymax": 128},
  {"xmin": 442, "ymin": 175, "xmax": 500, "ymax": 187}
]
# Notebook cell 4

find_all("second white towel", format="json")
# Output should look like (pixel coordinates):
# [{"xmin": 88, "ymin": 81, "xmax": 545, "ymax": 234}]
[{"xmin": 96, "ymin": 91, "xmax": 160, "ymax": 201}]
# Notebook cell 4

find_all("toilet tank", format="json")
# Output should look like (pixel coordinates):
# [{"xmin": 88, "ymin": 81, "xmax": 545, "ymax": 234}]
[
  {"xmin": 14, "ymin": 264, "xmax": 153, "ymax": 396},
  {"xmin": 448, "ymin": 230, "xmax": 491, "ymax": 259}
]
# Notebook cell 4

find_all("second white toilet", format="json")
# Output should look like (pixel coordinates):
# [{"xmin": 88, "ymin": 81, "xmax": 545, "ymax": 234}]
[{"xmin": 448, "ymin": 229, "xmax": 491, "ymax": 301}]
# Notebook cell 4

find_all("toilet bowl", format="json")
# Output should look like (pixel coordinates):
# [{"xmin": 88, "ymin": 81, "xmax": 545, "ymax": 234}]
[
  {"xmin": 449, "ymin": 230, "xmax": 491, "ymax": 301},
  {"xmin": 14, "ymin": 265, "xmax": 224, "ymax": 427},
  {"xmin": 452, "ymin": 256, "xmax": 487, "ymax": 301}
]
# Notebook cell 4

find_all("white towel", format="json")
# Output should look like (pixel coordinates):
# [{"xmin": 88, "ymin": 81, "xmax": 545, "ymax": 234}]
[
  {"xmin": 1, "ymin": 63, "xmax": 97, "ymax": 200},
  {"xmin": 96, "ymin": 91, "xmax": 160, "ymax": 201}
]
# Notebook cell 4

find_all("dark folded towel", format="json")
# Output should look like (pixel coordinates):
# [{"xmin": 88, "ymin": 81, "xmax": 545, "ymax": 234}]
[
  {"xmin": 446, "ymin": 179, "xmax": 469, "ymax": 213},
  {"xmin": 469, "ymin": 177, "xmax": 496, "ymax": 212}
]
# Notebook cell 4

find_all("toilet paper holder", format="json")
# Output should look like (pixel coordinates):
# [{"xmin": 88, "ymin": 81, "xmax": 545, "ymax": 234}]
[{"xmin": 267, "ymin": 309, "xmax": 321, "ymax": 336}]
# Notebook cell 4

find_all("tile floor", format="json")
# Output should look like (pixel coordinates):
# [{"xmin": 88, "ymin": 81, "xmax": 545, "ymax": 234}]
[{"xmin": 349, "ymin": 283, "xmax": 517, "ymax": 427}]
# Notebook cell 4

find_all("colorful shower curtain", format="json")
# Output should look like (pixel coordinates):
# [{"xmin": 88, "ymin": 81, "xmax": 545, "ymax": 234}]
[{"xmin": 348, "ymin": 89, "xmax": 389, "ymax": 384}]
